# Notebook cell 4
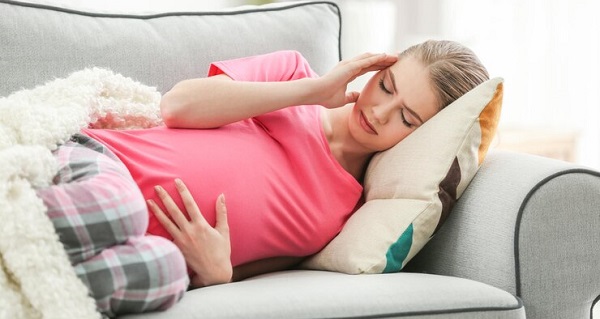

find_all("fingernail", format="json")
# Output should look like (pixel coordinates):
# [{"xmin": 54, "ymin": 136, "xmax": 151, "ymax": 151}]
[
  {"xmin": 175, "ymin": 178, "xmax": 183, "ymax": 186},
  {"xmin": 154, "ymin": 185, "xmax": 162, "ymax": 192},
  {"xmin": 220, "ymin": 193, "xmax": 226, "ymax": 204}
]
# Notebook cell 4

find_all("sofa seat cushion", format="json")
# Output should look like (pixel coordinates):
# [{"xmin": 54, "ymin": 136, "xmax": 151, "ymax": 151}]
[{"xmin": 121, "ymin": 270, "xmax": 525, "ymax": 319}]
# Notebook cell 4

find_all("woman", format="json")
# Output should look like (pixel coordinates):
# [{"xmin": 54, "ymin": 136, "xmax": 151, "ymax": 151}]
[{"xmin": 37, "ymin": 40, "xmax": 489, "ymax": 317}]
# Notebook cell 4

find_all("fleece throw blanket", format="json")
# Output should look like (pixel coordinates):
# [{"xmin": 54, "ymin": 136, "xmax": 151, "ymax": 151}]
[{"xmin": 0, "ymin": 68, "xmax": 163, "ymax": 319}]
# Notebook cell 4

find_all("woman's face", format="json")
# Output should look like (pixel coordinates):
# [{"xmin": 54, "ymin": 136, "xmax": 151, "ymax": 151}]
[{"xmin": 349, "ymin": 55, "xmax": 439, "ymax": 153}]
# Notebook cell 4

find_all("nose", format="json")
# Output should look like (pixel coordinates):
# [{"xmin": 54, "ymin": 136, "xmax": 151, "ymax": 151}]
[{"xmin": 372, "ymin": 102, "xmax": 395, "ymax": 124}]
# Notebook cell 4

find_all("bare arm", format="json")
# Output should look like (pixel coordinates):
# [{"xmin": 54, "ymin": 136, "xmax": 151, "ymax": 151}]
[
  {"xmin": 160, "ymin": 53, "xmax": 399, "ymax": 129},
  {"xmin": 160, "ymin": 75, "xmax": 315, "ymax": 129},
  {"xmin": 148, "ymin": 179, "xmax": 233, "ymax": 288}
]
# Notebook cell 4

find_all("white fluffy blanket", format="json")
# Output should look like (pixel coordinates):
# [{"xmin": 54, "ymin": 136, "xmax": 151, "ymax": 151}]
[{"xmin": 0, "ymin": 68, "xmax": 163, "ymax": 319}]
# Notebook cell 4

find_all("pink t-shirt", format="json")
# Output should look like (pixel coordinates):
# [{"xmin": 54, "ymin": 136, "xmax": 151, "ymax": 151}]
[{"xmin": 83, "ymin": 51, "xmax": 362, "ymax": 267}]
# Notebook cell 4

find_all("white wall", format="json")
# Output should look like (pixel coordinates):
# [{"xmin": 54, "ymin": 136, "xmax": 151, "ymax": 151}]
[{"xmin": 436, "ymin": 0, "xmax": 600, "ymax": 170}]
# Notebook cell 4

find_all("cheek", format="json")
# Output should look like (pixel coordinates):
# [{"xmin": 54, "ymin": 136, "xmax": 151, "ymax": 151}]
[
  {"xmin": 380, "ymin": 125, "xmax": 410, "ymax": 149},
  {"xmin": 359, "ymin": 78, "xmax": 382, "ymax": 100}
]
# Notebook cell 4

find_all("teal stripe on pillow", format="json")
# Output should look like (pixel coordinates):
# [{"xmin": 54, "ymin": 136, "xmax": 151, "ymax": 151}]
[{"xmin": 383, "ymin": 223, "xmax": 414, "ymax": 273}]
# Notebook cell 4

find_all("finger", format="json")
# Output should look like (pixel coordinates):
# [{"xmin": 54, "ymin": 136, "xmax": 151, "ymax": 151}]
[
  {"xmin": 369, "ymin": 57, "xmax": 399, "ymax": 69},
  {"xmin": 355, "ymin": 54, "xmax": 397, "ymax": 72},
  {"xmin": 350, "ymin": 63, "xmax": 394, "ymax": 80},
  {"xmin": 174, "ymin": 178, "xmax": 208, "ymax": 226},
  {"xmin": 352, "ymin": 52, "xmax": 394, "ymax": 66},
  {"xmin": 336, "ymin": 52, "xmax": 382, "ymax": 69},
  {"xmin": 348, "ymin": 52, "xmax": 385, "ymax": 62},
  {"xmin": 344, "ymin": 54, "xmax": 395, "ymax": 79},
  {"xmin": 147, "ymin": 199, "xmax": 181, "ymax": 237},
  {"xmin": 345, "ymin": 91, "xmax": 360, "ymax": 104},
  {"xmin": 214, "ymin": 193, "xmax": 229, "ymax": 235},
  {"xmin": 355, "ymin": 65, "xmax": 390, "ymax": 76},
  {"xmin": 154, "ymin": 185, "xmax": 190, "ymax": 228},
  {"xmin": 344, "ymin": 53, "xmax": 384, "ymax": 70}
]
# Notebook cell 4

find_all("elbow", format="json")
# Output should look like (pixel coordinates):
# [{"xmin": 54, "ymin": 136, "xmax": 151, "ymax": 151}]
[
  {"xmin": 160, "ymin": 90, "xmax": 184, "ymax": 128},
  {"xmin": 160, "ymin": 77, "xmax": 225, "ymax": 129}
]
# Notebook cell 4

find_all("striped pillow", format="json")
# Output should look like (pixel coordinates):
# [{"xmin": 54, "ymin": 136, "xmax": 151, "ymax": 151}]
[{"xmin": 303, "ymin": 77, "xmax": 503, "ymax": 274}]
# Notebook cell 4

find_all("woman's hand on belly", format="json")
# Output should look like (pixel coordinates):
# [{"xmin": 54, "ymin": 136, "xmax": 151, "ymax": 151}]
[{"xmin": 147, "ymin": 178, "xmax": 232, "ymax": 288}]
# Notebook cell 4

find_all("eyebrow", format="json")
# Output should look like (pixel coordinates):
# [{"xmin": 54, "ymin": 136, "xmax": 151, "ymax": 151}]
[
  {"xmin": 387, "ymin": 69, "xmax": 397, "ymax": 93},
  {"xmin": 387, "ymin": 69, "xmax": 424, "ymax": 124},
  {"xmin": 404, "ymin": 105, "xmax": 424, "ymax": 124}
]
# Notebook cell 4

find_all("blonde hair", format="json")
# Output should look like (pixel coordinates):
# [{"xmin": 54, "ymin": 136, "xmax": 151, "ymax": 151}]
[{"xmin": 400, "ymin": 40, "xmax": 489, "ymax": 110}]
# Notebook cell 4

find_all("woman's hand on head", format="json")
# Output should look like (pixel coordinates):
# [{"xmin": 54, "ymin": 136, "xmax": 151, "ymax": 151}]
[
  {"xmin": 313, "ymin": 53, "xmax": 398, "ymax": 109},
  {"xmin": 147, "ymin": 179, "xmax": 232, "ymax": 288}
]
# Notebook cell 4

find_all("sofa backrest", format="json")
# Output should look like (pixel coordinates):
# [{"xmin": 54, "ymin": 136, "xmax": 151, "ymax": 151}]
[{"xmin": 0, "ymin": 0, "xmax": 341, "ymax": 95}]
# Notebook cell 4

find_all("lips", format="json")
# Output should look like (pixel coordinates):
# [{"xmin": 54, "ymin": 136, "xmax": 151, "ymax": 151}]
[{"xmin": 359, "ymin": 111, "xmax": 378, "ymax": 135}]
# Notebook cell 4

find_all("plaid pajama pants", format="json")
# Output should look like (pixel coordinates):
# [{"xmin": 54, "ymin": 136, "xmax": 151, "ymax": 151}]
[{"xmin": 35, "ymin": 134, "xmax": 189, "ymax": 318}]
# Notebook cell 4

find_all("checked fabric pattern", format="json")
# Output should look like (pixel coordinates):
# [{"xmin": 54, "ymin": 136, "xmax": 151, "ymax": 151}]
[{"xmin": 35, "ymin": 134, "xmax": 189, "ymax": 317}]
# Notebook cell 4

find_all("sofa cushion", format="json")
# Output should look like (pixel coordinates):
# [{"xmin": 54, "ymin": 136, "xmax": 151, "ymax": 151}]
[
  {"xmin": 120, "ymin": 270, "xmax": 525, "ymax": 319},
  {"xmin": 304, "ymin": 77, "xmax": 504, "ymax": 274},
  {"xmin": 0, "ymin": 0, "xmax": 341, "ymax": 96}
]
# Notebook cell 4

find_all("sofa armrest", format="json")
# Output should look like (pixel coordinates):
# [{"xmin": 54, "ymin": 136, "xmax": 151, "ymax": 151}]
[{"xmin": 404, "ymin": 150, "xmax": 600, "ymax": 319}]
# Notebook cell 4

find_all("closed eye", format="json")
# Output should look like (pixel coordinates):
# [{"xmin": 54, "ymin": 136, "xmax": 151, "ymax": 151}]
[
  {"xmin": 400, "ymin": 108, "xmax": 415, "ymax": 128},
  {"xmin": 378, "ymin": 79, "xmax": 392, "ymax": 95}
]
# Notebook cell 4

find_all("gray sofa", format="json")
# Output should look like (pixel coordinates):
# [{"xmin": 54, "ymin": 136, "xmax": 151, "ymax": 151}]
[{"xmin": 2, "ymin": 1, "xmax": 599, "ymax": 318}]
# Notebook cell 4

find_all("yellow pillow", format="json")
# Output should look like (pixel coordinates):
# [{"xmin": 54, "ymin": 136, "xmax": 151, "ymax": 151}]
[{"xmin": 303, "ymin": 77, "xmax": 504, "ymax": 273}]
